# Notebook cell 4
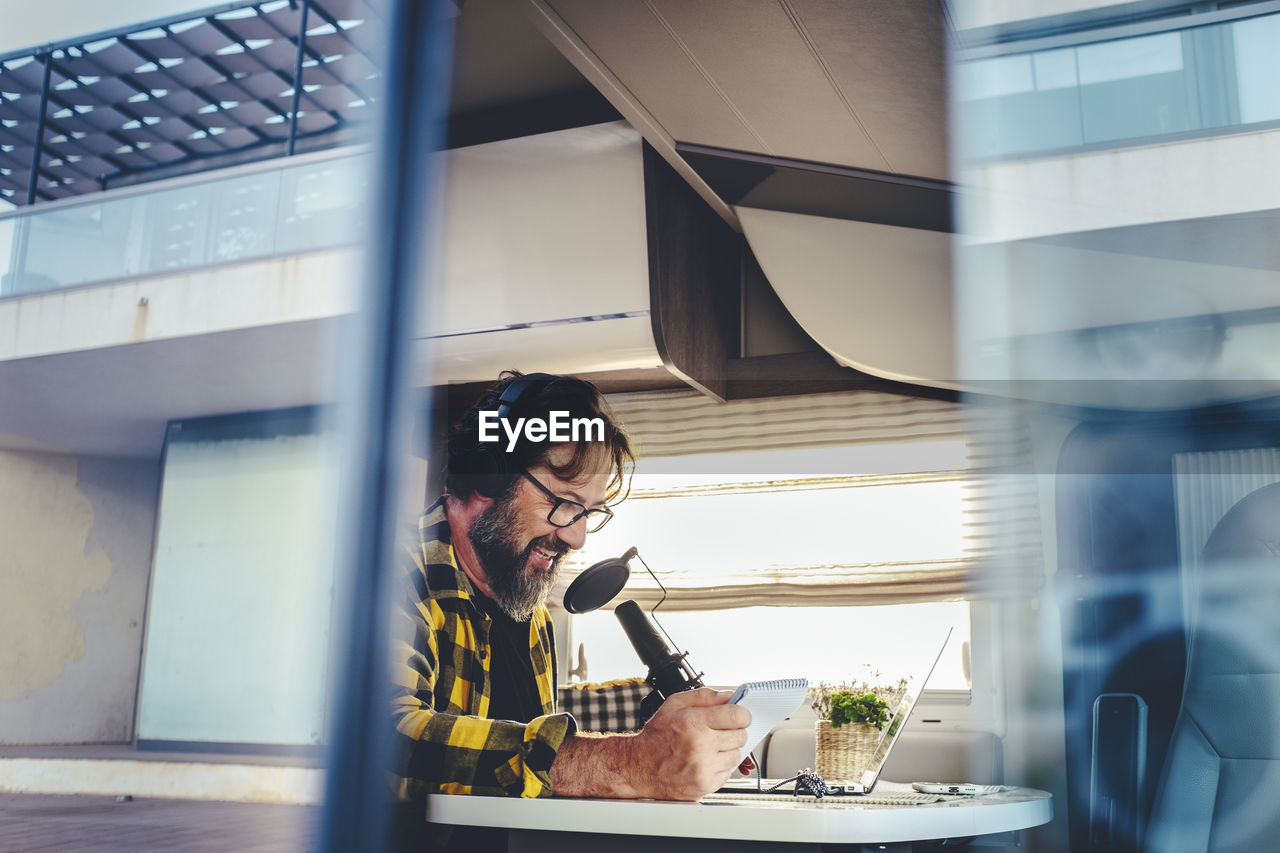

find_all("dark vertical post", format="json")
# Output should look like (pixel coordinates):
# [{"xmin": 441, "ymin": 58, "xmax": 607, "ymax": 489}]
[
  {"xmin": 26, "ymin": 53, "xmax": 53, "ymax": 205},
  {"xmin": 643, "ymin": 143, "xmax": 740, "ymax": 402},
  {"xmin": 287, "ymin": 0, "xmax": 311, "ymax": 155},
  {"xmin": 318, "ymin": 0, "xmax": 453, "ymax": 850}
]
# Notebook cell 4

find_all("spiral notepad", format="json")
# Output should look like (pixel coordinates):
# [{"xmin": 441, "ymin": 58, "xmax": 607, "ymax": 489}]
[{"xmin": 729, "ymin": 677, "xmax": 809, "ymax": 761}]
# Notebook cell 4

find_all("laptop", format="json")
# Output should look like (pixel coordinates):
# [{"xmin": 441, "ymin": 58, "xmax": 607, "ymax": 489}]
[{"xmin": 715, "ymin": 627, "xmax": 953, "ymax": 799}]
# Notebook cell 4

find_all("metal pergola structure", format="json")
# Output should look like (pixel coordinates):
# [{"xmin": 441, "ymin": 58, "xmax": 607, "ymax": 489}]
[{"xmin": 0, "ymin": 0, "xmax": 383, "ymax": 206}]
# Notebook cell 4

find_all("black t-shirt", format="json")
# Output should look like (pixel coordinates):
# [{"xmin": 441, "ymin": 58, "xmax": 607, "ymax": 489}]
[{"xmin": 473, "ymin": 594, "xmax": 544, "ymax": 724}]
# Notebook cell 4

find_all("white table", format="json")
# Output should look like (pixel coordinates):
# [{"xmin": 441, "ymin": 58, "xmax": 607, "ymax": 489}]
[{"xmin": 427, "ymin": 784, "xmax": 1052, "ymax": 851}]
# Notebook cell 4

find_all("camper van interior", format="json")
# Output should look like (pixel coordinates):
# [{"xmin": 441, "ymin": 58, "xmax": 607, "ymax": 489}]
[
  {"xmin": 352, "ymin": 1, "xmax": 1280, "ymax": 849},
  {"xmin": 3, "ymin": 0, "xmax": 1280, "ymax": 851}
]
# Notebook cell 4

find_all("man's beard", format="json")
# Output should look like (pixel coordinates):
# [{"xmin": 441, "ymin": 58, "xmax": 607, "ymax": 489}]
[{"xmin": 468, "ymin": 491, "xmax": 569, "ymax": 621}]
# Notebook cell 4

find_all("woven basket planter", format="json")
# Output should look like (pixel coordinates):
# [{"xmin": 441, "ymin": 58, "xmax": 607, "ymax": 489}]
[{"xmin": 814, "ymin": 720, "xmax": 881, "ymax": 781}]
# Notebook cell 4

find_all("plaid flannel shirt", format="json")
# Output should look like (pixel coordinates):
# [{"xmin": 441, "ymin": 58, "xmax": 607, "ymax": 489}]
[{"xmin": 390, "ymin": 499, "xmax": 577, "ymax": 800}]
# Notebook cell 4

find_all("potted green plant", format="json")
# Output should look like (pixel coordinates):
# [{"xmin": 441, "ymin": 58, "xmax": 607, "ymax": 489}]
[
  {"xmin": 829, "ymin": 691, "xmax": 890, "ymax": 730},
  {"xmin": 809, "ymin": 683, "xmax": 893, "ymax": 781}
]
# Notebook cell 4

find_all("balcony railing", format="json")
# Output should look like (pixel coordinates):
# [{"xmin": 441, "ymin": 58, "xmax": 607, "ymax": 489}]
[{"xmin": 0, "ymin": 145, "xmax": 367, "ymax": 298}]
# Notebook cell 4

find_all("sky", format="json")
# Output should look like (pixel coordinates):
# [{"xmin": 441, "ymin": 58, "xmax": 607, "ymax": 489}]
[{"xmin": 0, "ymin": 0, "xmax": 215, "ymax": 55}]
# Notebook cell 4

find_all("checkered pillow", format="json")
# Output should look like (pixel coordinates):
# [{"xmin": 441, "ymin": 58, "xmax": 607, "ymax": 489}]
[{"xmin": 558, "ymin": 677, "xmax": 651, "ymax": 733}]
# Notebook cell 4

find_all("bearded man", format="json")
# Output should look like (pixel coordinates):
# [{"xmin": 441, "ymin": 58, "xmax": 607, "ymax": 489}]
[{"xmin": 391, "ymin": 372, "xmax": 750, "ymax": 826}]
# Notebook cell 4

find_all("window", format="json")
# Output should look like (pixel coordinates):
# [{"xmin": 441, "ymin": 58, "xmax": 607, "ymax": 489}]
[
  {"xmin": 561, "ymin": 442, "xmax": 974, "ymax": 693},
  {"xmin": 1232, "ymin": 14, "xmax": 1280, "ymax": 124},
  {"xmin": 555, "ymin": 389, "xmax": 1039, "ymax": 720},
  {"xmin": 571, "ymin": 602, "xmax": 971, "ymax": 690},
  {"xmin": 567, "ymin": 441, "xmax": 973, "ymax": 608},
  {"xmin": 956, "ymin": 10, "xmax": 1280, "ymax": 159}
]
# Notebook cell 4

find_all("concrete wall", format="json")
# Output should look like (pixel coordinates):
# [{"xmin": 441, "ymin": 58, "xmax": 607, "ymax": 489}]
[
  {"xmin": 0, "ymin": 251, "xmax": 358, "ymax": 365},
  {"xmin": 0, "ymin": 450, "xmax": 159, "ymax": 744},
  {"xmin": 962, "ymin": 129, "xmax": 1280, "ymax": 243}
]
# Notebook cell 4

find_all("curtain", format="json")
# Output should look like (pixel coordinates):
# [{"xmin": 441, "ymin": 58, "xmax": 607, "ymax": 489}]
[{"xmin": 553, "ymin": 389, "xmax": 1044, "ymax": 610}]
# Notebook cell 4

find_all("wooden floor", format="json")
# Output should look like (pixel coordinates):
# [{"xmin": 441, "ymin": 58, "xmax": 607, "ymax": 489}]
[{"xmin": 0, "ymin": 794, "xmax": 320, "ymax": 852}]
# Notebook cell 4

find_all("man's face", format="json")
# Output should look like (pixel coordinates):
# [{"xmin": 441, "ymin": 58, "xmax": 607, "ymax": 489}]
[{"xmin": 467, "ymin": 444, "xmax": 610, "ymax": 621}]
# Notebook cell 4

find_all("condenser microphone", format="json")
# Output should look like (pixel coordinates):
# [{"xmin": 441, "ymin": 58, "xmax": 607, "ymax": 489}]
[{"xmin": 614, "ymin": 599, "xmax": 704, "ymax": 701}]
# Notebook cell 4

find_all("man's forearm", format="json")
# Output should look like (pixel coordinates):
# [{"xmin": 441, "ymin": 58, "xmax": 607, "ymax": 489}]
[
  {"xmin": 549, "ymin": 731, "xmax": 643, "ymax": 798},
  {"xmin": 548, "ymin": 688, "xmax": 751, "ymax": 801}
]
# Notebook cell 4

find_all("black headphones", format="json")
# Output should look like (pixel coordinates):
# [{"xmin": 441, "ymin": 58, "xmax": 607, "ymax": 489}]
[
  {"xmin": 495, "ymin": 371, "xmax": 557, "ymax": 422},
  {"xmin": 456, "ymin": 372, "xmax": 558, "ymax": 488}
]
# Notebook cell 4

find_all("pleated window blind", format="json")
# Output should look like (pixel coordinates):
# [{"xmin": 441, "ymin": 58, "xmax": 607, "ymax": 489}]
[{"xmin": 558, "ymin": 388, "xmax": 1043, "ymax": 611}]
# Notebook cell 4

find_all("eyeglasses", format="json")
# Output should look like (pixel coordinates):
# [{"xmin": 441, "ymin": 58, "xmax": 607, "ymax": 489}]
[{"xmin": 521, "ymin": 471, "xmax": 614, "ymax": 533}]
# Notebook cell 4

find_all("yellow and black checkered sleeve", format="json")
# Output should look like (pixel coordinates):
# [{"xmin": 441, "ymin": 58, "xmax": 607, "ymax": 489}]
[{"xmin": 389, "ymin": 540, "xmax": 576, "ymax": 800}]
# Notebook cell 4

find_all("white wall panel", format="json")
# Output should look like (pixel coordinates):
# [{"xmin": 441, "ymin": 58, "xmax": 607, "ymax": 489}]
[
  {"xmin": 137, "ymin": 428, "xmax": 338, "ymax": 745},
  {"xmin": 426, "ymin": 122, "xmax": 651, "ymax": 335}
]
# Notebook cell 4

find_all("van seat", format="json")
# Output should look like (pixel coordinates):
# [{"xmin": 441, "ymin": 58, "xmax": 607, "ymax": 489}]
[{"xmin": 761, "ymin": 715, "xmax": 1003, "ymax": 784}]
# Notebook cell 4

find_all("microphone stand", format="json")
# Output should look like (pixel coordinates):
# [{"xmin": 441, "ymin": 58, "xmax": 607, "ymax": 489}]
[{"xmin": 619, "ymin": 550, "xmax": 704, "ymax": 723}]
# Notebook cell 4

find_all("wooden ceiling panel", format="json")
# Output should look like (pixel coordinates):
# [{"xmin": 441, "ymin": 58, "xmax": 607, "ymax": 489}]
[
  {"xmin": 541, "ymin": 0, "xmax": 947, "ymax": 181},
  {"xmin": 647, "ymin": 0, "xmax": 888, "ymax": 170},
  {"xmin": 548, "ymin": 0, "xmax": 765, "ymax": 154},
  {"xmin": 791, "ymin": 0, "xmax": 950, "ymax": 179}
]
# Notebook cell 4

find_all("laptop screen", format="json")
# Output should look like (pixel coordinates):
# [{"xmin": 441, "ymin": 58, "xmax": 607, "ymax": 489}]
[{"xmin": 855, "ymin": 626, "xmax": 953, "ymax": 791}]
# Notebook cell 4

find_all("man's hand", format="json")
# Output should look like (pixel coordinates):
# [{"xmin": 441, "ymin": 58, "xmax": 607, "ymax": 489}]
[
  {"xmin": 628, "ymin": 688, "xmax": 752, "ymax": 799},
  {"xmin": 550, "ymin": 688, "xmax": 751, "ymax": 801}
]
